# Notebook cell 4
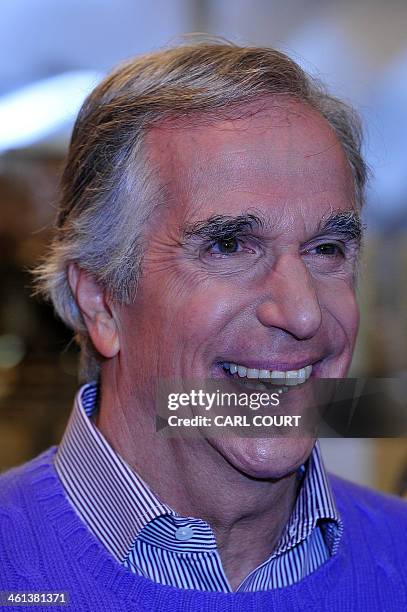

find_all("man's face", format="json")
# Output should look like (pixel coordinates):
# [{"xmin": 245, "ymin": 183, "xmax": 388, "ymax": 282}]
[{"xmin": 114, "ymin": 98, "xmax": 360, "ymax": 478}]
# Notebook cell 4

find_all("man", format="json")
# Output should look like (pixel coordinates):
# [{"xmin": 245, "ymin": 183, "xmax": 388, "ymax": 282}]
[{"xmin": 1, "ymin": 41, "xmax": 406, "ymax": 611}]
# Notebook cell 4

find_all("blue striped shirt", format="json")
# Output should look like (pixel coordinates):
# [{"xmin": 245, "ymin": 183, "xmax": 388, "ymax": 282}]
[{"xmin": 54, "ymin": 383, "xmax": 342, "ymax": 592}]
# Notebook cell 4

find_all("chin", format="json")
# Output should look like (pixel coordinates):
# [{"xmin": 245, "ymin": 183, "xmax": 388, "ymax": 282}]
[{"xmin": 219, "ymin": 436, "xmax": 315, "ymax": 480}]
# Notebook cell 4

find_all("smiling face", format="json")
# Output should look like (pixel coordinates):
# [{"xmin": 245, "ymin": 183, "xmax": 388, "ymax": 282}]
[{"xmin": 113, "ymin": 98, "xmax": 361, "ymax": 479}]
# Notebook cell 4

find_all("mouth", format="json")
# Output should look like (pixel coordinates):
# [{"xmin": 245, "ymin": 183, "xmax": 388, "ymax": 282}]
[{"xmin": 216, "ymin": 360, "xmax": 316, "ymax": 393}]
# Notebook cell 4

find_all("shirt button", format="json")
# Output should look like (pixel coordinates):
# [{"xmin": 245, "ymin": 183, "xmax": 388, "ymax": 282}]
[{"xmin": 175, "ymin": 526, "xmax": 193, "ymax": 541}]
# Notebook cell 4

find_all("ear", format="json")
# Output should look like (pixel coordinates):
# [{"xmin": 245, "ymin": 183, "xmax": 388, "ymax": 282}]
[{"xmin": 68, "ymin": 263, "xmax": 120, "ymax": 358}]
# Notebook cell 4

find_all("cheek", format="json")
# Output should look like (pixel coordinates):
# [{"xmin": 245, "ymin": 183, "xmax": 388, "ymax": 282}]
[
  {"xmin": 176, "ymin": 285, "xmax": 237, "ymax": 347},
  {"xmin": 319, "ymin": 280, "xmax": 360, "ymax": 349},
  {"xmin": 129, "ymin": 271, "xmax": 239, "ymax": 361}
]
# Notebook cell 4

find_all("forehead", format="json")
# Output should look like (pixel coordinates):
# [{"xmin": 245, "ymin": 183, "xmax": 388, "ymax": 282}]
[{"xmin": 146, "ymin": 98, "xmax": 356, "ymax": 226}]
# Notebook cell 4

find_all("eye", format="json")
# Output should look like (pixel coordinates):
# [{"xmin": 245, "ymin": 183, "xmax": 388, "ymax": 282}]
[
  {"xmin": 211, "ymin": 236, "xmax": 240, "ymax": 255},
  {"xmin": 312, "ymin": 243, "xmax": 344, "ymax": 257}
]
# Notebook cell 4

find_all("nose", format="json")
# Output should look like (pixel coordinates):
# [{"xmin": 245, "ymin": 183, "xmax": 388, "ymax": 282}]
[{"xmin": 255, "ymin": 254, "xmax": 322, "ymax": 340}]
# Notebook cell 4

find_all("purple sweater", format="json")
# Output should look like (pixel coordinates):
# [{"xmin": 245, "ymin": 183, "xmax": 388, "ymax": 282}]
[{"xmin": 0, "ymin": 447, "xmax": 407, "ymax": 611}]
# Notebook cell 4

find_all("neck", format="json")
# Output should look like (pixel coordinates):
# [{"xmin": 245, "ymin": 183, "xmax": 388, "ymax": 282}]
[{"xmin": 96, "ymin": 375, "xmax": 301, "ymax": 590}]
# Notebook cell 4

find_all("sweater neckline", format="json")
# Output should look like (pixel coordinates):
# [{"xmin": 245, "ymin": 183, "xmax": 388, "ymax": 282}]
[{"xmin": 32, "ymin": 446, "xmax": 347, "ymax": 608}]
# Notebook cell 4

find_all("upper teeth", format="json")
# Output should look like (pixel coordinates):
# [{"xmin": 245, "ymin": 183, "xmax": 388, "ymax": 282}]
[{"xmin": 223, "ymin": 363, "xmax": 313, "ymax": 386}]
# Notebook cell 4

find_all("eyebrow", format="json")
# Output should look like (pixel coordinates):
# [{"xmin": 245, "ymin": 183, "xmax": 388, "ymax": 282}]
[
  {"xmin": 317, "ymin": 211, "xmax": 363, "ymax": 244},
  {"xmin": 181, "ymin": 209, "xmax": 363, "ymax": 245},
  {"xmin": 182, "ymin": 213, "xmax": 265, "ymax": 241}
]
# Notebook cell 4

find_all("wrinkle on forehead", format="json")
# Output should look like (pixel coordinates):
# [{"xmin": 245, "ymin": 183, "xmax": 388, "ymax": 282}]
[{"xmin": 146, "ymin": 98, "xmax": 355, "ymax": 215}]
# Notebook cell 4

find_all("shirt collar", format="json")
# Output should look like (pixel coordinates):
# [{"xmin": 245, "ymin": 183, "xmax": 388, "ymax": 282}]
[
  {"xmin": 55, "ymin": 383, "xmax": 342, "ymax": 562},
  {"xmin": 55, "ymin": 383, "xmax": 172, "ymax": 562},
  {"xmin": 275, "ymin": 442, "xmax": 342, "ymax": 556}
]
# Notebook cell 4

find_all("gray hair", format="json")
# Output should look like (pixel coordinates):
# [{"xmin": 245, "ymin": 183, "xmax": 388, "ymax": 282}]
[{"xmin": 33, "ymin": 40, "xmax": 368, "ymax": 381}]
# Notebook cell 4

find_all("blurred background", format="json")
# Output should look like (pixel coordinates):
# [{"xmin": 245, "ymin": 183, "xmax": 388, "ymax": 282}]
[{"xmin": 0, "ymin": 0, "xmax": 406, "ymax": 495}]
